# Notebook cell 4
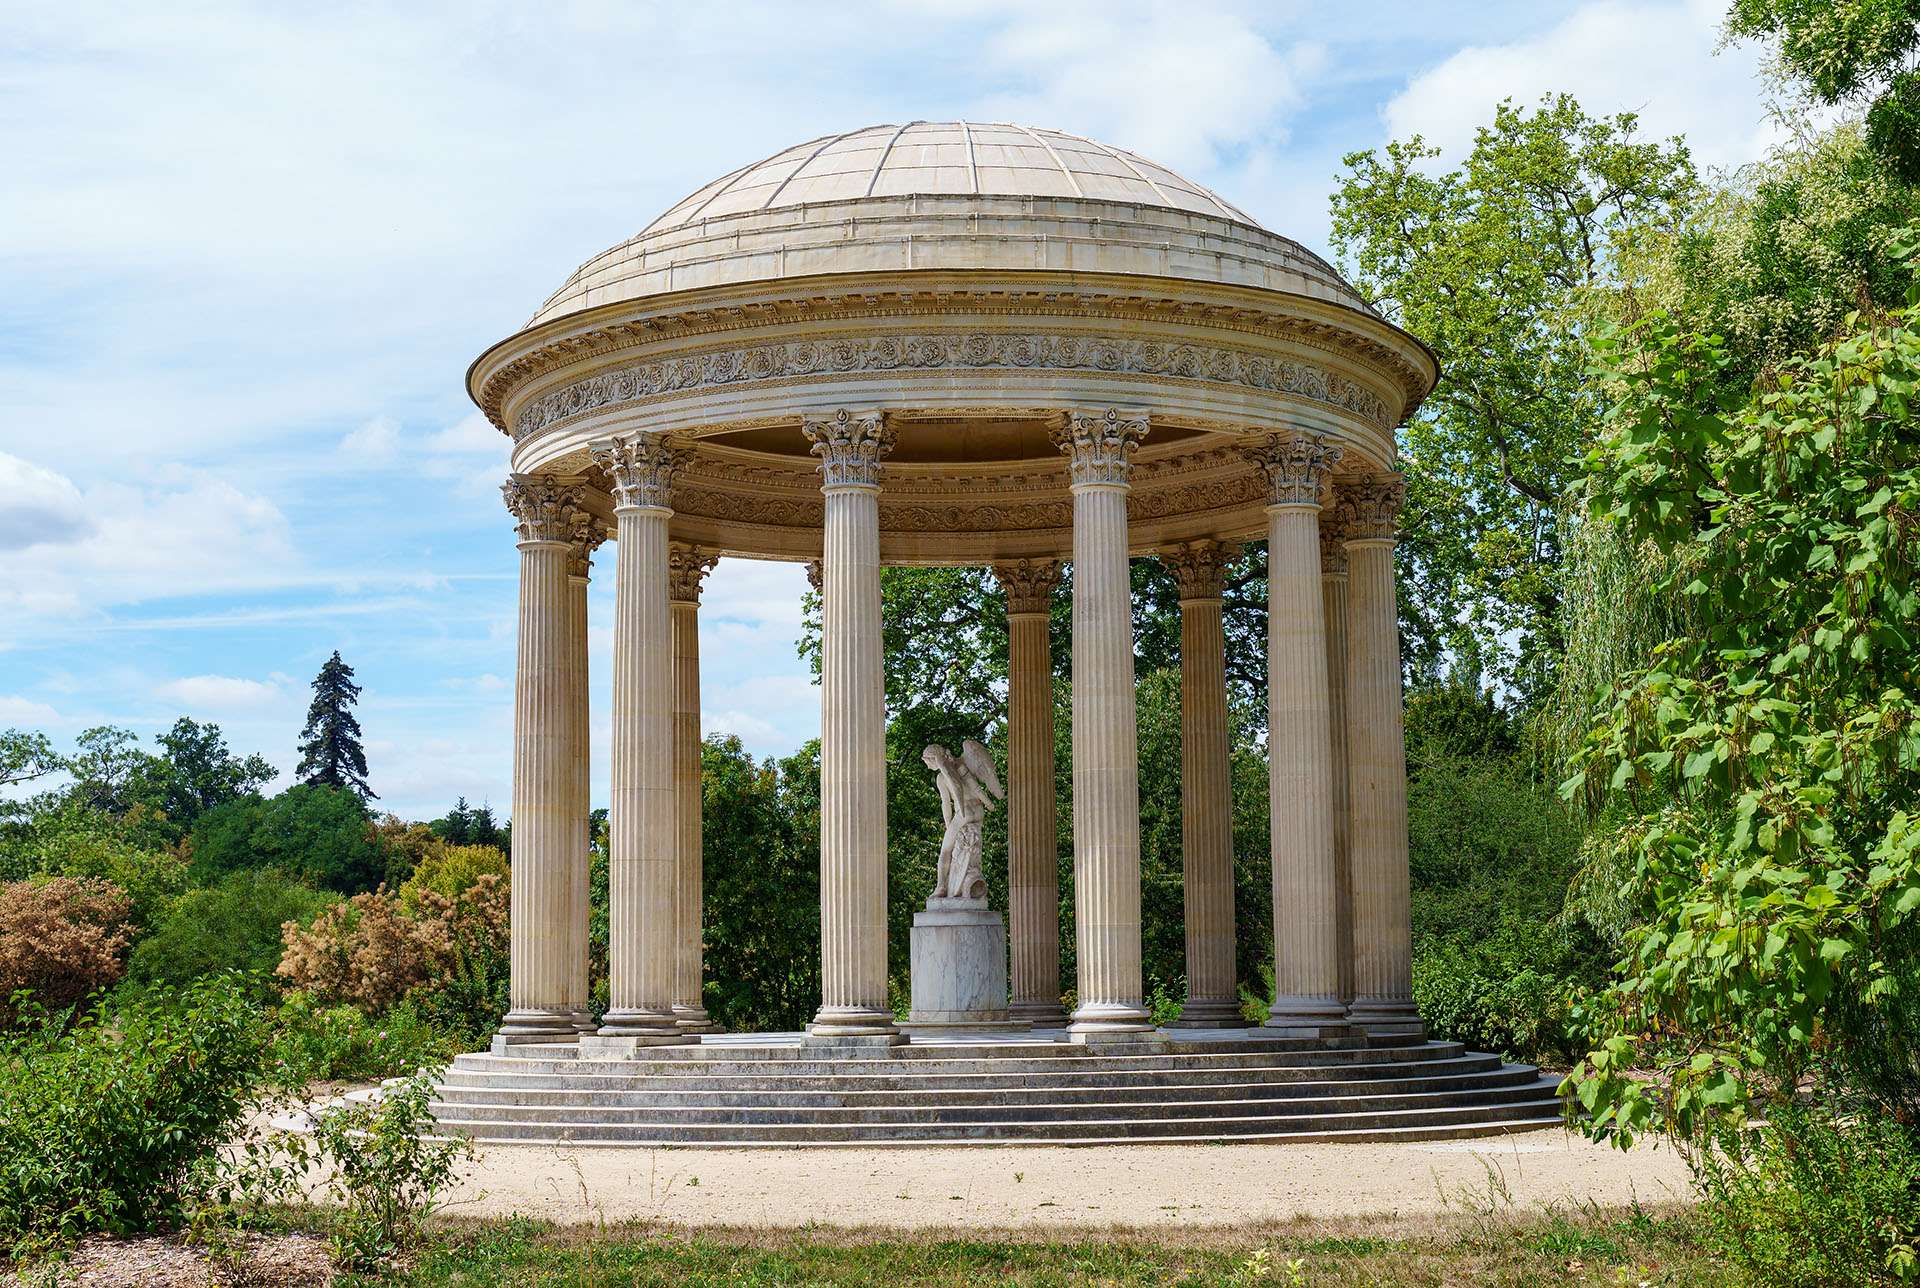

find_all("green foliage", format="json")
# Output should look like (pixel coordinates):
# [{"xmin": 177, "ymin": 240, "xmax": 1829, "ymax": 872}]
[
  {"xmin": 125, "ymin": 868, "xmax": 337, "ymax": 991},
  {"xmin": 1411, "ymin": 919, "xmax": 1593, "ymax": 1061},
  {"xmin": 0, "ymin": 976, "xmax": 281, "ymax": 1254},
  {"xmin": 142, "ymin": 717, "xmax": 276, "ymax": 841},
  {"xmin": 189, "ymin": 783, "xmax": 385, "ymax": 894},
  {"xmin": 1693, "ymin": 1099, "xmax": 1920, "ymax": 1285},
  {"xmin": 0, "ymin": 800, "xmax": 186, "ymax": 934},
  {"xmin": 429, "ymin": 795, "xmax": 504, "ymax": 849},
  {"xmin": 296, "ymin": 650, "xmax": 375, "ymax": 802},
  {"xmin": 1331, "ymin": 95, "xmax": 1696, "ymax": 694},
  {"xmin": 0, "ymin": 729, "xmax": 58, "ymax": 793},
  {"xmin": 1729, "ymin": 0, "xmax": 1920, "ymax": 181},
  {"xmin": 306, "ymin": 1071, "xmax": 471, "ymax": 1271},
  {"xmin": 272, "ymin": 992, "xmax": 453, "ymax": 1082},
  {"xmin": 397, "ymin": 842, "xmax": 508, "ymax": 911},
  {"xmin": 1562, "ymin": 255, "xmax": 1920, "ymax": 1144}
]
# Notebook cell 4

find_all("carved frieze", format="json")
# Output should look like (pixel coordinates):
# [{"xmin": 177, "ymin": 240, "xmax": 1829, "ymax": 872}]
[
  {"xmin": 1249, "ymin": 432, "xmax": 1342, "ymax": 507},
  {"xmin": 502, "ymin": 474, "xmax": 586, "ymax": 545},
  {"xmin": 1051, "ymin": 408, "xmax": 1149, "ymax": 488},
  {"xmin": 991, "ymin": 559, "xmax": 1062, "ymax": 614},
  {"xmin": 593, "ymin": 432, "xmax": 682, "ymax": 509},
  {"xmin": 510, "ymin": 331, "xmax": 1393, "ymax": 439}
]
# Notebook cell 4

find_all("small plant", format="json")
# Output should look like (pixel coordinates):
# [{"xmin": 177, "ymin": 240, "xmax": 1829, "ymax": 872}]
[{"xmin": 307, "ymin": 1069, "xmax": 471, "ymax": 1271}]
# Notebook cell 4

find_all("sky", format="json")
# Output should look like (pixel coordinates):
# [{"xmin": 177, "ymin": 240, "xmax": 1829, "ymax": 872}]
[{"xmin": 0, "ymin": 0, "xmax": 1788, "ymax": 820}]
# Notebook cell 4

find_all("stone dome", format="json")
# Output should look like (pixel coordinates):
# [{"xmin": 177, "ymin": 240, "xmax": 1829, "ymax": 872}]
[{"xmin": 527, "ymin": 122, "xmax": 1371, "ymax": 328}]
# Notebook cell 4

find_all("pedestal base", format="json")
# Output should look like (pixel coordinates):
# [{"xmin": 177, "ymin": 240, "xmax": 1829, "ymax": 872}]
[
  {"xmin": 579, "ymin": 1032, "xmax": 697, "ymax": 1058},
  {"xmin": 1167, "ymin": 997, "xmax": 1248, "ymax": 1028},
  {"xmin": 1267, "ymin": 996, "xmax": 1354, "ymax": 1039},
  {"xmin": 909, "ymin": 902, "xmax": 1012, "ymax": 1027},
  {"xmin": 1346, "ymin": 997, "xmax": 1426, "ymax": 1039}
]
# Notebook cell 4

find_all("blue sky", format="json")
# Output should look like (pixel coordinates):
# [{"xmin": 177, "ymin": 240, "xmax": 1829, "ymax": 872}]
[{"xmin": 0, "ymin": 0, "xmax": 1784, "ymax": 820}]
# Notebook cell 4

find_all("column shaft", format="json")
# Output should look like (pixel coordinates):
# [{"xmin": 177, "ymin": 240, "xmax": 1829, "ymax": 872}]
[
  {"xmin": 594, "ymin": 436, "xmax": 689, "ymax": 1045},
  {"xmin": 995, "ymin": 561, "xmax": 1065, "ymax": 1027},
  {"xmin": 565, "ymin": 561, "xmax": 593, "ymax": 1031},
  {"xmin": 1055, "ymin": 409, "xmax": 1153, "ymax": 1039},
  {"xmin": 1320, "ymin": 528, "xmax": 1355, "ymax": 1006},
  {"xmin": 805, "ymin": 411, "xmax": 899, "ymax": 1042},
  {"xmin": 498, "ymin": 476, "xmax": 586, "ymax": 1043},
  {"xmin": 1344, "ymin": 473, "xmax": 1422, "ymax": 1035},
  {"xmin": 670, "ymin": 544, "xmax": 720, "ymax": 1032}
]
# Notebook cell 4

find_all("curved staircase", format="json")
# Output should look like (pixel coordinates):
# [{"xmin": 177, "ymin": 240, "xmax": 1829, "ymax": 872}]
[{"xmin": 422, "ymin": 1030, "xmax": 1566, "ymax": 1147}]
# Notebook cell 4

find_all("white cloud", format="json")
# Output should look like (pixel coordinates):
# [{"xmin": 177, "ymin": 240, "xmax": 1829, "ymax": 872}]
[
  {"xmin": 0, "ymin": 695, "xmax": 61, "ymax": 726},
  {"xmin": 1383, "ymin": 0, "xmax": 1781, "ymax": 170},
  {"xmin": 339, "ymin": 416, "xmax": 402, "ymax": 462},
  {"xmin": 157, "ymin": 674, "xmax": 284, "ymax": 711},
  {"xmin": 0, "ymin": 452, "xmax": 93, "ymax": 552}
]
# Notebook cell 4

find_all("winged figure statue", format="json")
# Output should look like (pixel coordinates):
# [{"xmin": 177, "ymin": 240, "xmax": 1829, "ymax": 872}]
[{"xmin": 921, "ymin": 739, "xmax": 1004, "ymax": 903}]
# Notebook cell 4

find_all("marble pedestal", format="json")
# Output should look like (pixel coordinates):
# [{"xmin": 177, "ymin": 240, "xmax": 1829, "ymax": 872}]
[{"xmin": 902, "ymin": 901, "xmax": 1031, "ymax": 1033}]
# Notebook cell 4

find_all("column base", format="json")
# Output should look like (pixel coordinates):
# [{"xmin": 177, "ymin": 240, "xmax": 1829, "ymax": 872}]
[
  {"xmin": 806, "ymin": 1006, "xmax": 904, "ymax": 1044},
  {"xmin": 580, "ymin": 1033, "xmax": 696, "ymax": 1058},
  {"xmin": 1166, "ymin": 997, "xmax": 1248, "ymax": 1028},
  {"xmin": 1346, "ymin": 997, "xmax": 1426, "ymax": 1039},
  {"xmin": 570, "ymin": 1008, "xmax": 597, "ymax": 1034},
  {"xmin": 495, "ymin": 1009, "xmax": 582, "ymax": 1045},
  {"xmin": 1266, "ymin": 995, "xmax": 1353, "ymax": 1038},
  {"xmin": 672, "ymin": 1004, "xmax": 722, "ymax": 1034},
  {"xmin": 1067, "ymin": 1000, "xmax": 1157, "ymax": 1044},
  {"xmin": 595, "ymin": 1008, "xmax": 691, "ymax": 1042},
  {"xmin": 1008, "ymin": 999, "xmax": 1070, "ymax": 1028}
]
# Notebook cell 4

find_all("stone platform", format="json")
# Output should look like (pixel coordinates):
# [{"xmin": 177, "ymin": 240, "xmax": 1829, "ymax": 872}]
[{"xmin": 418, "ymin": 1028, "xmax": 1565, "ymax": 1147}]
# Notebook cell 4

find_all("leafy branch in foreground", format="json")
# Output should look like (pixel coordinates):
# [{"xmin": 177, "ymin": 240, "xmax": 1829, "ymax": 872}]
[{"xmin": 1561, "ymin": 232, "xmax": 1920, "ymax": 1146}]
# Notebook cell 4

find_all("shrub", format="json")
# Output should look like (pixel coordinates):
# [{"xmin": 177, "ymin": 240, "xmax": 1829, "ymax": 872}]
[
  {"xmin": 0, "ymin": 804, "xmax": 186, "ymax": 934},
  {"xmin": 0, "ymin": 976, "xmax": 279, "ymax": 1253},
  {"xmin": 126, "ymin": 868, "xmax": 337, "ymax": 991},
  {"xmin": 1694, "ymin": 1100, "xmax": 1920, "ymax": 1285},
  {"xmin": 405, "ymin": 875, "xmax": 509, "ymax": 1048},
  {"xmin": 307, "ymin": 1070, "xmax": 471, "ymax": 1271},
  {"xmin": 397, "ymin": 842, "xmax": 507, "ymax": 911},
  {"xmin": 1412, "ymin": 923, "xmax": 1593, "ymax": 1062},
  {"xmin": 272, "ymin": 992, "xmax": 453, "ymax": 1082},
  {"xmin": 189, "ymin": 784, "xmax": 385, "ymax": 894},
  {"xmin": 0, "ymin": 877, "xmax": 132, "ymax": 1023}
]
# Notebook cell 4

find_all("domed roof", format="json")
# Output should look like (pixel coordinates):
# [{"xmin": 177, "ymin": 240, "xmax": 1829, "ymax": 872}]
[{"xmin": 641, "ymin": 122, "xmax": 1262, "ymax": 234}]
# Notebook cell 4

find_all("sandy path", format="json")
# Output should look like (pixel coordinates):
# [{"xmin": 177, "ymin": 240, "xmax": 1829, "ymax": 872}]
[{"xmin": 436, "ymin": 1131, "xmax": 1694, "ymax": 1231}]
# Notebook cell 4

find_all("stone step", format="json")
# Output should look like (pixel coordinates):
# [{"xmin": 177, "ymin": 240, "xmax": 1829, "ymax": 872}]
[
  {"xmin": 433, "ymin": 1060, "xmax": 1534, "ymax": 1108},
  {"xmin": 485, "ymin": 1033, "xmax": 1410, "ymax": 1062},
  {"xmin": 430, "ymin": 1076, "xmax": 1559, "ymax": 1128},
  {"xmin": 447, "ymin": 1040, "xmax": 1466, "ymax": 1081},
  {"xmin": 429, "ymin": 1094, "xmax": 1569, "ymax": 1144},
  {"xmin": 437, "ymin": 1053, "xmax": 1499, "ymax": 1095}
]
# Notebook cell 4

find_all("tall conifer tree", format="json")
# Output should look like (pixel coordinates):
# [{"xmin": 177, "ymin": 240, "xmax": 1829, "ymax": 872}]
[{"xmin": 295, "ymin": 650, "xmax": 375, "ymax": 801}]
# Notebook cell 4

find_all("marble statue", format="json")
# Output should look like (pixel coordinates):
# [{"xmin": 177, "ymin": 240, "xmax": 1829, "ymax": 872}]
[{"xmin": 922, "ymin": 740, "xmax": 1003, "ymax": 903}]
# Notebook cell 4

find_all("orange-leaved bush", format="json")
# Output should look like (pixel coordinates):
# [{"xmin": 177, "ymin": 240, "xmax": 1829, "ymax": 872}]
[{"xmin": 0, "ymin": 877, "xmax": 134, "ymax": 1021}]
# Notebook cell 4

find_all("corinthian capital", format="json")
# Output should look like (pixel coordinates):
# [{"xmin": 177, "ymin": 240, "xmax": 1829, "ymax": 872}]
[
  {"xmin": 1342, "ymin": 471, "xmax": 1407, "ymax": 541},
  {"xmin": 567, "ymin": 508, "xmax": 608, "ymax": 578},
  {"xmin": 668, "ymin": 542, "xmax": 720, "ymax": 603},
  {"xmin": 502, "ymin": 474, "xmax": 587, "ymax": 544},
  {"xmin": 801, "ymin": 410, "xmax": 893, "ymax": 489},
  {"xmin": 1050, "ymin": 408, "xmax": 1149, "ymax": 487},
  {"xmin": 1250, "ymin": 432, "xmax": 1342, "ymax": 507},
  {"xmin": 1318, "ymin": 503, "xmax": 1350, "ymax": 577},
  {"xmin": 1159, "ymin": 539, "xmax": 1237, "ymax": 601},
  {"xmin": 991, "ymin": 558, "xmax": 1061, "ymax": 615},
  {"xmin": 593, "ymin": 432, "xmax": 682, "ymax": 510}
]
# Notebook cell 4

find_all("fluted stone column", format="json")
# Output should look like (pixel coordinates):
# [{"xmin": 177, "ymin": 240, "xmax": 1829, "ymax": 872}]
[
  {"xmin": 1343, "ymin": 472, "xmax": 1424, "ymax": 1036},
  {"xmin": 1320, "ymin": 508, "xmax": 1355, "ymax": 1006},
  {"xmin": 1161, "ymin": 540, "xmax": 1244, "ymax": 1027},
  {"xmin": 497, "ymin": 475, "xmax": 589, "ymax": 1044},
  {"xmin": 586, "ymin": 434, "xmax": 690, "ymax": 1048},
  {"xmin": 1254, "ymin": 433, "xmax": 1350, "ymax": 1037},
  {"xmin": 992, "ymin": 559, "xmax": 1067, "ymax": 1028},
  {"xmin": 1052, "ymin": 409, "xmax": 1155, "ymax": 1041},
  {"xmin": 564, "ymin": 516, "xmax": 606, "ymax": 1033},
  {"xmin": 802, "ymin": 410, "xmax": 902, "ymax": 1044},
  {"xmin": 669, "ymin": 543, "xmax": 721, "ymax": 1033}
]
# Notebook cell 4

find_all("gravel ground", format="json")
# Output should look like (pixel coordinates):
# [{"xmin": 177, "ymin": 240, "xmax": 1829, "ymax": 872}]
[{"xmin": 435, "ymin": 1130, "xmax": 1695, "ymax": 1231}]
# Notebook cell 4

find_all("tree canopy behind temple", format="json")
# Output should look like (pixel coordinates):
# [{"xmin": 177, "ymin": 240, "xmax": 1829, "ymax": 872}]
[{"xmin": 296, "ymin": 650, "xmax": 374, "ymax": 801}]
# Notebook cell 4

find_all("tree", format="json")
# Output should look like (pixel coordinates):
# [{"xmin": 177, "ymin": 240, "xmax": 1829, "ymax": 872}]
[
  {"xmin": 1563, "ymin": 256, "xmax": 1920, "ymax": 1146},
  {"xmin": 295, "ymin": 651, "xmax": 374, "ymax": 801},
  {"xmin": 1729, "ymin": 0, "xmax": 1920, "ymax": 181},
  {"xmin": 0, "ymin": 730, "xmax": 58, "ymax": 792},
  {"xmin": 188, "ymin": 784, "xmax": 386, "ymax": 894},
  {"xmin": 139, "ymin": 717, "xmax": 275, "ymax": 839},
  {"xmin": 1330, "ymin": 95, "xmax": 1696, "ymax": 695},
  {"xmin": 433, "ymin": 797, "xmax": 503, "ymax": 849},
  {"xmin": 125, "ymin": 867, "xmax": 337, "ymax": 991},
  {"xmin": 62, "ymin": 726, "xmax": 159, "ymax": 817}
]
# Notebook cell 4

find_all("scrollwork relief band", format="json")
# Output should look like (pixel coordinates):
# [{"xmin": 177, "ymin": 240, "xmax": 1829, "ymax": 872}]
[
  {"xmin": 593, "ymin": 433, "xmax": 682, "ymax": 510},
  {"xmin": 1342, "ymin": 471, "xmax": 1406, "ymax": 541},
  {"xmin": 801, "ymin": 410, "xmax": 894, "ymax": 489},
  {"xmin": 502, "ymin": 475, "xmax": 586, "ymax": 545},
  {"xmin": 512, "ymin": 332, "xmax": 1393, "ymax": 440},
  {"xmin": 1160, "ymin": 539, "xmax": 1237, "ymax": 601},
  {"xmin": 667, "ymin": 543, "xmax": 719, "ymax": 603},
  {"xmin": 991, "ymin": 559, "xmax": 1061, "ymax": 615},
  {"xmin": 1251, "ymin": 432, "xmax": 1342, "ymax": 508},
  {"xmin": 1051, "ymin": 408, "xmax": 1149, "ymax": 488}
]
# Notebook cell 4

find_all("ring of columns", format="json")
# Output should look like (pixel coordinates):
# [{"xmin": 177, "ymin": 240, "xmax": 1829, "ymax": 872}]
[{"xmin": 477, "ymin": 123, "xmax": 1438, "ymax": 1051}]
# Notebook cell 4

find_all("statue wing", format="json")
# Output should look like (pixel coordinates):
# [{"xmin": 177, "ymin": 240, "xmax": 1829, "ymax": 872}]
[{"xmin": 961, "ymin": 739, "xmax": 1004, "ymax": 800}]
